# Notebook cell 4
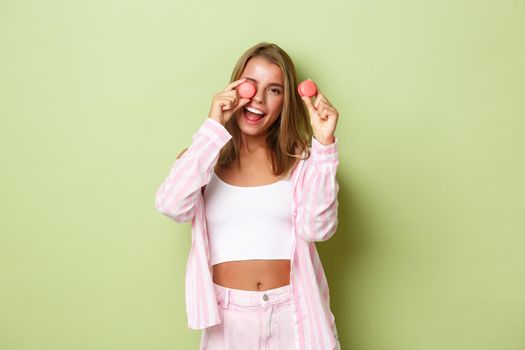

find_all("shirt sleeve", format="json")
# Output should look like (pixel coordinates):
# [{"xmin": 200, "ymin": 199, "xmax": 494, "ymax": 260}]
[
  {"xmin": 155, "ymin": 118, "xmax": 232, "ymax": 223},
  {"xmin": 294, "ymin": 135, "xmax": 340, "ymax": 242}
]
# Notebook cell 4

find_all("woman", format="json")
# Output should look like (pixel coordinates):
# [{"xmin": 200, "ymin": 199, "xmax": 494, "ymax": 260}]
[{"xmin": 155, "ymin": 42, "xmax": 341, "ymax": 349}]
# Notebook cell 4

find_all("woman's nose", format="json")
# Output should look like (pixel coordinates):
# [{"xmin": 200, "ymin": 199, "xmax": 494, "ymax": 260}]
[{"xmin": 253, "ymin": 88, "xmax": 265, "ymax": 103}]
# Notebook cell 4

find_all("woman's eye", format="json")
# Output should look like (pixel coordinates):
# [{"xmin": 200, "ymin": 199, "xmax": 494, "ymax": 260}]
[{"xmin": 269, "ymin": 88, "xmax": 281, "ymax": 94}]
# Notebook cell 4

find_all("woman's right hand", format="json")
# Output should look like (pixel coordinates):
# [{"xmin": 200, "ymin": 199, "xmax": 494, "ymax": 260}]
[{"xmin": 208, "ymin": 78, "xmax": 252, "ymax": 125}]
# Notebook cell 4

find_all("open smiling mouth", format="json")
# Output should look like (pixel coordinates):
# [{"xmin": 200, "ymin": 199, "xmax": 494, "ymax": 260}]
[{"xmin": 243, "ymin": 107, "xmax": 267, "ymax": 124}]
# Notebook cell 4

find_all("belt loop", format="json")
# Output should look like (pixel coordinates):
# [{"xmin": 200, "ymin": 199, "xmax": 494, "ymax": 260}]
[{"xmin": 224, "ymin": 289, "xmax": 230, "ymax": 309}]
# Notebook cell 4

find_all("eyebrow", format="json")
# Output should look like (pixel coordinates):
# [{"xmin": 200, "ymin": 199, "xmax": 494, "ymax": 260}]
[{"xmin": 244, "ymin": 77, "xmax": 284, "ymax": 89}]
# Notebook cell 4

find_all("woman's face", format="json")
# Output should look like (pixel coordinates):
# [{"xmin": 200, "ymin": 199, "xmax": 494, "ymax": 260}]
[{"xmin": 235, "ymin": 56, "xmax": 285, "ymax": 136}]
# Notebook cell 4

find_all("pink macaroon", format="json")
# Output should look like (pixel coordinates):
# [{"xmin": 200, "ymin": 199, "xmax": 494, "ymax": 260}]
[
  {"xmin": 298, "ymin": 79, "xmax": 317, "ymax": 97},
  {"xmin": 237, "ymin": 81, "xmax": 257, "ymax": 99}
]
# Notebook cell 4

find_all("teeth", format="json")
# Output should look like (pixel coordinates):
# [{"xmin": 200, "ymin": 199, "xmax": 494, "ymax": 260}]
[{"xmin": 245, "ymin": 107, "xmax": 265, "ymax": 115}]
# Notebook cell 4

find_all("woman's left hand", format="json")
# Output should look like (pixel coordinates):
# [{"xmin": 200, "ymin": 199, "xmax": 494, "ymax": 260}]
[{"xmin": 301, "ymin": 90, "xmax": 339, "ymax": 145}]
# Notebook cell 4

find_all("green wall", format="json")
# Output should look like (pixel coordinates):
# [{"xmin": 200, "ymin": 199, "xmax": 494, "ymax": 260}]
[{"xmin": 1, "ymin": 1, "xmax": 524, "ymax": 349}]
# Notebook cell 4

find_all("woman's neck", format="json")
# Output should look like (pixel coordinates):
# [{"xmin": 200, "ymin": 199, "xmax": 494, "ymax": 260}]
[{"xmin": 239, "ymin": 133, "xmax": 269, "ymax": 155}]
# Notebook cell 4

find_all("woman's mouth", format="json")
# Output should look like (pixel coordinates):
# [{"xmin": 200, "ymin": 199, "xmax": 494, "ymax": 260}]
[{"xmin": 243, "ymin": 107, "xmax": 266, "ymax": 124}]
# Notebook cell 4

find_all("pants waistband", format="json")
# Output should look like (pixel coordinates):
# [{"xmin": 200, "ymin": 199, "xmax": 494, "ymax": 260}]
[{"xmin": 213, "ymin": 282, "xmax": 291, "ymax": 308}]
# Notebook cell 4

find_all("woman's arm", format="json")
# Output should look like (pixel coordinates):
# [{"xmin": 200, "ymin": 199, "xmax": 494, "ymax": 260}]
[
  {"xmin": 295, "ymin": 136, "xmax": 340, "ymax": 242},
  {"xmin": 155, "ymin": 118, "xmax": 232, "ymax": 223}
]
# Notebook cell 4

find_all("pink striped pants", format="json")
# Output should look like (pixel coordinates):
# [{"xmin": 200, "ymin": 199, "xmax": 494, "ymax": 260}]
[{"xmin": 199, "ymin": 282, "xmax": 297, "ymax": 350}]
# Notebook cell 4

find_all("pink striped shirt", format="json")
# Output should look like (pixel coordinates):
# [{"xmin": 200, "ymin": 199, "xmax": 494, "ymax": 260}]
[{"xmin": 155, "ymin": 118, "xmax": 341, "ymax": 349}]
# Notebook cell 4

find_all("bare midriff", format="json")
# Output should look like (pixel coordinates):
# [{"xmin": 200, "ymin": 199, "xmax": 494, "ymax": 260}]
[
  {"xmin": 210, "ymin": 157, "xmax": 297, "ymax": 292},
  {"xmin": 212, "ymin": 259, "xmax": 291, "ymax": 291}
]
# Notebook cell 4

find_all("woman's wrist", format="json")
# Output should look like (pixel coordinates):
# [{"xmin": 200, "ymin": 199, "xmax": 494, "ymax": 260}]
[
  {"xmin": 208, "ymin": 116, "xmax": 225, "ymax": 126},
  {"xmin": 314, "ymin": 135, "xmax": 335, "ymax": 146}
]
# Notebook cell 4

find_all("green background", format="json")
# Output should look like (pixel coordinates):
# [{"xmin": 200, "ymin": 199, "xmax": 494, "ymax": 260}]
[{"xmin": 1, "ymin": 1, "xmax": 524, "ymax": 349}]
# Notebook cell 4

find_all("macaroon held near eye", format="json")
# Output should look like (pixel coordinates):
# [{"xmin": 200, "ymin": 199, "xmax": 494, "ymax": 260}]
[
  {"xmin": 238, "ymin": 79, "xmax": 318, "ymax": 98},
  {"xmin": 237, "ymin": 81, "xmax": 257, "ymax": 99}
]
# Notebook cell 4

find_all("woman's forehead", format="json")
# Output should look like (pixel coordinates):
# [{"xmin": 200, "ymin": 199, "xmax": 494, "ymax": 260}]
[{"xmin": 242, "ymin": 57, "xmax": 283, "ymax": 84}]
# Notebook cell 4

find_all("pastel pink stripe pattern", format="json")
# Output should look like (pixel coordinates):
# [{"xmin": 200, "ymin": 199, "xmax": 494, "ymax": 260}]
[{"xmin": 155, "ymin": 118, "xmax": 341, "ymax": 350}]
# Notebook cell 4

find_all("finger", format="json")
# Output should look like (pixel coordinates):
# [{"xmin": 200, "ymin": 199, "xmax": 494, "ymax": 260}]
[
  {"xmin": 220, "ymin": 98, "xmax": 236, "ymax": 111},
  {"xmin": 225, "ymin": 91, "xmax": 240, "ymax": 105},
  {"xmin": 227, "ymin": 94, "xmax": 238, "ymax": 105},
  {"xmin": 216, "ymin": 91, "xmax": 235, "ymax": 99},
  {"xmin": 223, "ymin": 78, "xmax": 248, "ymax": 92},
  {"xmin": 231, "ymin": 98, "xmax": 251, "ymax": 113},
  {"xmin": 223, "ymin": 89, "xmax": 239, "ymax": 97},
  {"xmin": 220, "ymin": 93, "xmax": 236, "ymax": 99},
  {"xmin": 319, "ymin": 100, "xmax": 333, "ymax": 111},
  {"xmin": 217, "ymin": 100, "xmax": 227, "ymax": 111},
  {"xmin": 325, "ymin": 106, "xmax": 338, "ymax": 119},
  {"xmin": 314, "ymin": 95, "xmax": 324, "ymax": 109},
  {"xmin": 301, "ymin": 95, "xmax": 316, "ymax": 116},
  {"xmin": 320, "ymin": 107, "xmax": 329, "ymax": 121},
  {"xmin": 219, "ymin": 95, "xmax": 236, "ymax": 105},
  {"xmin": 317, "ymin": 104, "xmax": 325, "ymax": 118},
  {"xmin": 219, "ymin": 100, "xmax": 233, "ymax": 110},
  {"xmin": 314, "ymin": 93, "xmax": 328, "ymax": 109}
]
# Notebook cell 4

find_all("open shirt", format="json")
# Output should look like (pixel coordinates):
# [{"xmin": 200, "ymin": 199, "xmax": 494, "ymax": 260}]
[{"xmin": 155, "ymin": 118, "xmax": 341, "ymax": 349}]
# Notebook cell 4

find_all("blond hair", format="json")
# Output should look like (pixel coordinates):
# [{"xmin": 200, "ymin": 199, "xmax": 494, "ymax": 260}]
[{"xmin": 218, "ymin": 42, "xmax": 313, "ymax": 177}]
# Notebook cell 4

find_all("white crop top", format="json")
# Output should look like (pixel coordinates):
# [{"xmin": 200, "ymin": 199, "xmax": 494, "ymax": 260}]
[{"xmin": 203, "ymin": 170, "xmax": 293, "ymax": 265}]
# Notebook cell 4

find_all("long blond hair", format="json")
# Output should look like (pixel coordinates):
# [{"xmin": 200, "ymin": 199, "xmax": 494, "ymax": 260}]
[{"xmin": 218, "ymin": 42, "xmax": 313, "ymax": 177}]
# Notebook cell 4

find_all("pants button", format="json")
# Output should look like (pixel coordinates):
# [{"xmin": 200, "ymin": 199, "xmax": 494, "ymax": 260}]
[{"xmin": 263, "ymin": 294, "xmax": 269, "ymax": 301}]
